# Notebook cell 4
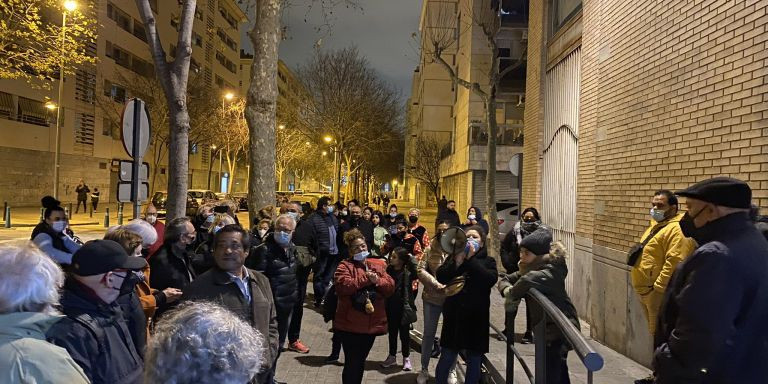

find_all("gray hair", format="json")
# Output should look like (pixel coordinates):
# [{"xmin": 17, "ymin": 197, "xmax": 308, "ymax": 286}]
[
  {"xmin": 274, "ymin": 213, "xmax": 296, "ymax": 229},
  {"xmin": 209, "ymin": 213, "xmax": 236, "ymax": 234},
  {"xmin": 165, "ymin": 217, "xmax": 191, "ymax": 244},
  {"xmin": 145, "ymin": 301, "xmax": 264, "ymax": 384},
  {"xmin": 0, "ymin": 242, "xmax": 63, "ymax": 314},
  {"xmin": 113, "ymin": 219, "xmax": 158, "ymax": 246}
]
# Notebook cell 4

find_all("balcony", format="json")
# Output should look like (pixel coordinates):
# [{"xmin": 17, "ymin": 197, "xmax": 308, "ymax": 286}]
[{"xmin": 469, "ymin": 124, "xmax": 524, "ymax": 146}]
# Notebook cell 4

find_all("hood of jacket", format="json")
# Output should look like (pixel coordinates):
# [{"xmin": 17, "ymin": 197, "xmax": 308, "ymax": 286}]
[
  {"xmin": 522, "ymin": 241, "xmax": 568, "ymax": 279},
  {"xmin": 468, "ymin": 206, "xmax": 484, "ymax": 221},
  {"xmin": 0, "ymin": 312, "xmax": 63, "ymax": 340}
]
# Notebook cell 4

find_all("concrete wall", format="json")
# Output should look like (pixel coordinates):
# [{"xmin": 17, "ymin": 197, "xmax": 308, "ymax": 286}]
[{"xmin": 523, "ymin": 0, "xmax": 768, "ymax": 367}]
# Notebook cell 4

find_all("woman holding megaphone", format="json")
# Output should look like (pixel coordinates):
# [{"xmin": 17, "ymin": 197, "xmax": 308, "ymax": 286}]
[{"xmin": 435, "ymin": 225, "xmax": 498, "ymax": 384}]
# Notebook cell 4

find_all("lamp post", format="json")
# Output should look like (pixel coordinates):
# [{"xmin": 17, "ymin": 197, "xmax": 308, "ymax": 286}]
[
  {"xmin": 52, "ymin": 0, "xmax": 78, "ymax": 199},
  {"xmin": 324, "ymin": 135, "xmax": 340, "ymax": 202}
]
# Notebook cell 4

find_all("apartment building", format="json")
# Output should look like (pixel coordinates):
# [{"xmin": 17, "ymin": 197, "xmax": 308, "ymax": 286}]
[
  {"xmin": 0, "ymin": 0, "xmax": 247, "ymax": 205},
  {"xmin": 406, "ymin": 0, "xmax": 528, "ymax": 217},
  {"xmin": 522, "ymin": 0, "xmax": 768, "ymax": 365}
]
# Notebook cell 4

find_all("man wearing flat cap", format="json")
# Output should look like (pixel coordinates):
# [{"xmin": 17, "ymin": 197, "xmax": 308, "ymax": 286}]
[
  {"xmin": 653, "ymin": 177, "xmax": 768, "ymax": 384},
  {"xmin": 47, "ymin": 240, "xmax": 147, "ymax": 384}
]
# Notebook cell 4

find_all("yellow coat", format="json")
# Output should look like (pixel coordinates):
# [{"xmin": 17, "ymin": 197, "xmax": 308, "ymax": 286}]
[{"xmin": 630, "ymin": 212, "xmax": 696, "ymax": 295}]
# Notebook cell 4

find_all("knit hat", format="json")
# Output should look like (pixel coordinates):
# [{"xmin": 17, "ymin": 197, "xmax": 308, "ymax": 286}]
[{"xmin": 519, "ymin": 227, "xmax": 552, "ymax": 256}]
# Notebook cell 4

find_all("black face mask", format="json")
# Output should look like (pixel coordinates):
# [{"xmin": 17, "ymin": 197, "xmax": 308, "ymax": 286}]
[
  {"xmin": 118, "ymin": 271, "xmax": 143, "ymax": 295},
  {"xmin": 679, "ymin": 207, "xmax": 706, "ymax": 242},
  {"xmin": 521, "ymin": 221, "xmax": 539, "ymax": 233},
  {"xmin": 408, "ymin": 216, "xmax": 418, "ymax": 224},
  {"xmin": 140, "ymin": 248, "xmax": 150, "ymax": 259}
]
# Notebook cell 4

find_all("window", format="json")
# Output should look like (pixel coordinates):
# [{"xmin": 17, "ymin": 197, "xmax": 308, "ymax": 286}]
[
  {"xmin": 0, "ymin": 91, "xmax": 13, "ymax": 120},
  {"xmin": 218, "ymin": 7, "xmax": 238, "ymax": 29},
  {"xmin": 102, "ymin": 117, "xmax": 113, "ymax": 136},
  {"xmin": 75, "ymin": 70, "xmax": 96, "ymax": 104},
  {"xmin": 17, "ymin": 97, "xmax": 49, "ymax": 127},
  {"xmin": 107, "ymin": 3, "xmax": 132, "ymax": 33},
  {"xmin": 133, "ymin": 21, "xmax": 147, "ymax": 42},
  {"xmin": 103, "ymin": 79, "xmax": 126, "ymax": 103},
  {"xmin": 215, "ymin": 51, "xmax": 237, "ymax": 74},
  {"xmin": 217, "ymin": 28, "xmax": 238, "ymax": 52},
  {"xmin": 193, "ymin": 32, "xmax": 203, "ymax": 47},
  {"xmin": 551, "ymin": 0, "xmax": 582, "ymax": 35}
]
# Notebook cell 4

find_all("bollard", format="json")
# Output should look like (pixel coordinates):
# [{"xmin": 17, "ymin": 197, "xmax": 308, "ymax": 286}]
[
  {"xmin": 40, "ymin": 208, "xmax": 45, "ymax": 222},
  {"xmin": 4, "ymin": 206, "xmax": 10, "ymax": 228},
  {"xmin": 118, "ymin": 203, "xmax": 124, "ymax": 225},
  {"xmin": 104, "ymin": 207, "xmax": 110, "ymax": 228},
  {"xmin": 64, "ymin": 207, "xmax": 70, "ymax": 219}
]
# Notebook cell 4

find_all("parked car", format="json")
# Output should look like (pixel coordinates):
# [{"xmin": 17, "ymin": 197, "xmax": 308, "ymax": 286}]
[
  {"xmin": 188, "ymin": 189, "xmax": 218, "ymax": 205},
  {"xmin": 151, "ymin": 191, "xmax": 200, "ymax": 217},
  {"xmin": 496, "ymin": 201, "xmax": 519, "ymax": 238},
  {"xmin": 232, "ymin": 192, "xmax": 248, "ymax": 211}
]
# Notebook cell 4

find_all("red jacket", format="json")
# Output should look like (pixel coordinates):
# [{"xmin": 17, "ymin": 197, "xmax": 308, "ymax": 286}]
[{"xmin": 333, "ymin": 258, "xmax": 395, "ymax": 335}]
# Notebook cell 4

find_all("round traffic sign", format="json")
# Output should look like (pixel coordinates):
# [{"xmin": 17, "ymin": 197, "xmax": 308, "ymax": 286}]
[{"xmin": 121, "ymin": 98, "xmax": 151, "ymax": 158}]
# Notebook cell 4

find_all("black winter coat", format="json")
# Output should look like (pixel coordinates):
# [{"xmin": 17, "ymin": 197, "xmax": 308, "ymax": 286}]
[
  {"xmin": 498, "ymin": 243, "xmax": 579, "ymax": 343},
  {"xmin": 653, "ymin": 212, "xmax": 768, "ymax": 384},
  {"xmin": 436, "ymin": 209, "xmax": 461, "ymax": 228},
  {"xmin": 500, "ymin": 230, "xmax": 520, "ymax": 274},
  {"xmin": 245, "ymin": 236, "xmax": 299, "ymax": 309},
  {"xmin": 180, "ymin": 267, "xmax": 279, "ymax": 379},
  {"xmin": 47, "ymin": 279, "xmax": 143, "ymax": 384},
  {"xmin": 337, "ymin": 218, "xmax": 374, "ymax": 256},
  {"xmin": 115, "ymin": 290, "xmax": 146, "ymax": 360},
  {"xmin": 149, "ymin": 244, "xmax": 201, "ymax": 317},
  {"xmin": 436, "ymin": 247, "xmax": 498, "ymax": 353},
  {"xmin": 306, "ymin": 211, "xmax": 339, "ymax": 254}
]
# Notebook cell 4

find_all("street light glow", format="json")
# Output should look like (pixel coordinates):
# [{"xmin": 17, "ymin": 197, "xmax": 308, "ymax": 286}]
[
  {"xmin": 323, "ymin": 136, "xmax": 333, "ymax": 143},
  {"xmin": 45, "ymin": 102, "xmax": 57, "ymax": 110},
  {"xmin": 322, "ymin": 151, "xmax": 327, "ymax": 156},
  {"xmin": 63, "ymin": 0, "xmax": 77, "ymax": 11},
  {"xmin": 278, "ymin": 124, "xmax": 285, "ymax": 130},
  {"xmin": 224, "ymin": 92, "xmax": 234, "ymax": 101},
  {"xmin": 393, "ymin": 179, "xmax": 398, "ymax": 186},
  {"xmin": 210, "ymin": 144, "xmax": 217, "ymax": 150}
]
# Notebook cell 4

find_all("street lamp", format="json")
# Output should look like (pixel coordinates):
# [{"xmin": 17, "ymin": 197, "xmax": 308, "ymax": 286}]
[
  {"xmin": 224, "ymin": 92, "xmax": 234, "ymax": 101},
  {"xmin": 52, "ymin": 0, "xmax": 78, "ymax": 199},
  {"xmin": 322, "ymin": 151, "xmax": 327, "ymax": 156},
  {"xmin": 278, "ymin": 124, "xmax": 285, "ymax": 130}
]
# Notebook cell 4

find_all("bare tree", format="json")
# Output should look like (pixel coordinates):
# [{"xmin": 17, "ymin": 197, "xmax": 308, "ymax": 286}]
[
  {"xmin": 423, "ymin": 0, "xmax": 526, "ymax": 258},
  {"xmin": 409, "ymin": 135, "xmax": 444, "ymax": 204},
  {"xmin": 211, "ymin": 99, "xmax": 249, "ymax": 193},
  {"xmin": 134, "ymin": 0, "xmax": 196, "ymax": 220}
]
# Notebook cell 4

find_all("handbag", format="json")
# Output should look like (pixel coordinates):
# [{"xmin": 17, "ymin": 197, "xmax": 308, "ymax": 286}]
[
  {"xmin": 295, "ymin": 245, "xmax": 315, "ymax": 267},
  {"xmin": 401, "ymin": 270, "xmax": 417, "ymax": 325},
  {"xmin": 626, "ymin": 223, "xmax": 669, "ymax": 266}
]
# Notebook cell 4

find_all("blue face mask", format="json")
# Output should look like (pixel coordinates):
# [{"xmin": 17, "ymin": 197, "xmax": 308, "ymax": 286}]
[
  {"xmin": 353, "ymin": 250, "xmax": 369, "ymax": 261},
  {"xmin": 465, "ymin": 238, "xmax": 479, "ymax": 254},
  {"xmin": 205, "ymin": 215, "xmax": 215, "ymax": 223},
  {"xmin": 287, "ymin": 212, "xmax": 299, "ymax": 222},
  {"xmin": 274, "ymin": 231, "xmax": 292, "ymax": 246},
  {"xmin": 326, "ymin": 206, "xmax": 335, "ymax": 214}
]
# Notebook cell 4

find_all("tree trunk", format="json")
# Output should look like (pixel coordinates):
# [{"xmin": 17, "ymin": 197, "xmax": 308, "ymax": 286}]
[
  {"xmin": 333, "ymin": 144, "xmax": 342, "ymax": 203},
  {"xmin": 135, "ymin": 0, "xmax": 195, "ymax": 220},
  {"xmin": 246, "ymin": 0, "xmax": 281, "ymax": 222},
  {"xmin": 485, "ymin": 97, "xmax": 500, "ymax": 260}
]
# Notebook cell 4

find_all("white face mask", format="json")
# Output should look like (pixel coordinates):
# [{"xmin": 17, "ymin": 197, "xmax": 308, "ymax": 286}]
[
  {"xmin": 468, "ymin": 214, "xmax": 476, "ymax": 221},
  {"xmin": 257, "ymin": 229, "xmax": 267, "ymax": 238},
  {"xmin": 213, "ymin": 224, "xmax": 224, "ymax": 234},
  {"xmin": 51, "ymin": 221, "xmax": 67, "ymax": 233},
  {"xmin": 145, "ymin": 215, "xmax": 157, "ymax": 224},
  {"xmin": 353, "ymin": 250, "xmax": 370, "ymax": 261}
]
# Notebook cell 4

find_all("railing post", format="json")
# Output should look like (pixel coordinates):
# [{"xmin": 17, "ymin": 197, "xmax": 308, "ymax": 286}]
[
  {"xmin": 505, "ymin": 309, "xmax": 514, "ymax": 383},
  {"xmin": 4, "ymin": 206, "xmax": 10, "ymax": 228},
  {"xmin": 104, "ymin": 207, "xmax": 110, "ymax": 228},
  {"xmin": 118, "ymin": 203, "xmax": 124, "ymax": 225},
  {"xmin": 534, "ymin": 313, "xmax": 548, "ymax": 384}
]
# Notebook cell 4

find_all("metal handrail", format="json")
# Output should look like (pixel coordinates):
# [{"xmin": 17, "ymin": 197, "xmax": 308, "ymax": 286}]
[{"xmin": 525, "ymin": 288, "xmax": 604, "ymax": 383}]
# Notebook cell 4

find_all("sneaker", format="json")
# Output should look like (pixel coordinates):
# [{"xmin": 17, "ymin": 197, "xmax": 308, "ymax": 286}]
[
  {"xmin": 634, "ymin": 375, "xmax": 655, "ymax": 384},
  {"xmin": 521, "ymin": 330, "xmax": 534, "ymax": 344},
  {"xmin": 381, "ymin": 355, "xmax": 397, "ymax": 368},
  {"xmin": 416, "ymin": 369, "xmax": 429, "ymax": 384},
  {"xmin": 288, "ymin": 340, "xmax": 310, "ymax": 354},
  {"xmin": 447, "ymin": 369, "xmax": 458, "ymax": 384},
  {"xmin": 403, "ymin": 357, "xmax": 412, "ymax": 371},
  {"xmin": 325, "ymin": 354, "xmax": 339, "ymax": 364}
]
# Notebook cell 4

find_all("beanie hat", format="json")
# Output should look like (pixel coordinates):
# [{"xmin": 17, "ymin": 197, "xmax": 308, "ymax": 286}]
[{"xmin": 519, "ymin": 227, "xmax": 552, "ymax": 256}]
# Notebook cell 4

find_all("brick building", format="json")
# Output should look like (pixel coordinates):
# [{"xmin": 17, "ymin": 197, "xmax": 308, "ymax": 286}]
[{"xmin": 522, "ymin": 0, "xmax": 768, "ymax": 365}]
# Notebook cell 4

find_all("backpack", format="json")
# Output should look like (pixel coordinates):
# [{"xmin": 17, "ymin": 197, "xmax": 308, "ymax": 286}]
[{"xmin": 68, "ymin": 312, "xmax": 107, "ymax": 354}]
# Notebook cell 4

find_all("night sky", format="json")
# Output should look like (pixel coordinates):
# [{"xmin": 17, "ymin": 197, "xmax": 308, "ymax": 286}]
[{"xmin": 241, "ymin": 0, "xmax": 423, "ymax": 99}]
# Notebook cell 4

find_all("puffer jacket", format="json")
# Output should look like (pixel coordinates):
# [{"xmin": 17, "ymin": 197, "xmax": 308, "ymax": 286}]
[
  {"xmin": 246, "ymin": 235, "xmax": 299, "ymax": 309},
  {"xmin": 630, "ymin": 212, "xmax": 696, "ymax": 295},
  {"xmin": 47, "ymin": 279, "xmax": 144, "ymax": 384},
  {"xmin": 307, "ymin": 211, "xmax": 339, "ymax": 254},
  {"xmin": 0, "ymin": 312, "xmax": 89, "ymax": 384},
  {"xmin": 333, "ymin": 258, "xmax": 395, "ymax": 335},
  {"xmin": 418, "ymin": 238, "xmax": 449, "ymax": 306},
  {"xmin": 498, "ymin": 242, "xmax": 580, "ymax": 344}
]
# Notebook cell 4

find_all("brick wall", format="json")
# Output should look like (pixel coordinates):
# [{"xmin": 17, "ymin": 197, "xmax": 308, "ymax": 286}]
[
  {"xmin": 521, "ymin": 0, "xmax": 545, "ymax": 211},
  {"xmin": 588, "ymin": 0, "xmax": 768, "ymax": 251}
]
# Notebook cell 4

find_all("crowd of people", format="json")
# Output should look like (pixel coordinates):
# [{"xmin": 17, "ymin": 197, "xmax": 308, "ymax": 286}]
[{"xmin": 2, "ymin": 176, "xmax": 768, "ymax": 384}]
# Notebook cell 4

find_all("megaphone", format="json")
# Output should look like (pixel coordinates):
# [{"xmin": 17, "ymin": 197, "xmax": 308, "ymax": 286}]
[{"xmin": 440, "ymin": 227, "xmax": 467, "ymax": 256}]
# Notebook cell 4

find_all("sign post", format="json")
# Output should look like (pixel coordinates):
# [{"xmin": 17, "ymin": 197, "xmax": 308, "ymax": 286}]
[{"xmin": 120, "ymin": 98, "xmax": 151, "ymax": 219}]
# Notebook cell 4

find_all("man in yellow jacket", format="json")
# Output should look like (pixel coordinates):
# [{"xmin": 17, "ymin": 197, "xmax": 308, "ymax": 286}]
[{"xmin": 631, "ymin": 190, "xmax": 696, "ymax": 384}]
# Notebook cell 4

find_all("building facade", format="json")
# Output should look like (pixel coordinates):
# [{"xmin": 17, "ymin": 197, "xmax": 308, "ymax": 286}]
[
  {"xmin": 523, "ymin": 0, "xmax": 768, "ymax": 365},
  {"xmin": 0, "ymin": 0, "xmax": 247, "ymax": 206},
  {"xmin": 407, "ymin": 0, "xmax": 528, "ymax": 217}
]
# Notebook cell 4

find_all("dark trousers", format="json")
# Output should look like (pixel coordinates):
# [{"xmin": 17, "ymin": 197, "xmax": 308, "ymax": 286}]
[
  {"xmin": 338, "ymin": 331, "xmax": 376, "ymax": 384},
  {"xmin": 525, "ymin": 297, "xmax": 533, "ymax": 333},
  {"xmin": 288, "ymin": 265, "xmax": 312, "ymax": 342},
  {"xmin": 313, "ymin": 252, "xmax": 338, "ymax": 304},
  {"xmin": 330, "ymin": 330, "xmax": 342, "ymax": 357},
  {"xmin": 386, "ymin": 308, "xmax": 411, "ymax": 357},
  {"xmin": 544, "ymin": 340, "xmax": 571, "ymax": 384},
  {"xmin": 91, "ymin": 200, "xmax": 99, "ymax": 211},
  {"xmin": 76, "ymin": 199, "xmax": 87, "ymax": 213}
]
